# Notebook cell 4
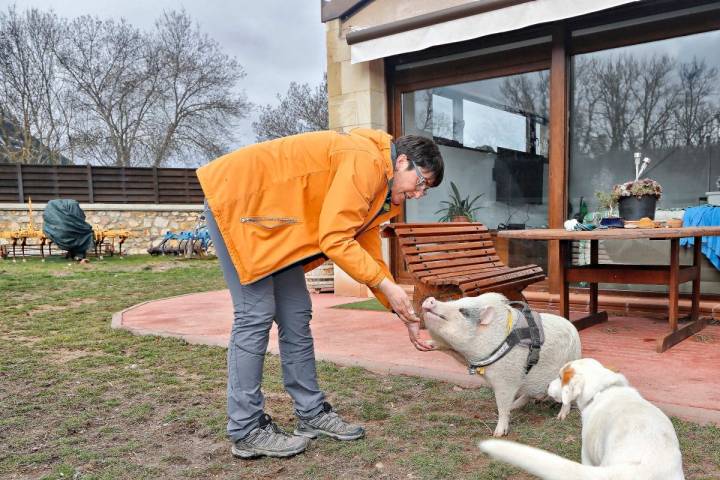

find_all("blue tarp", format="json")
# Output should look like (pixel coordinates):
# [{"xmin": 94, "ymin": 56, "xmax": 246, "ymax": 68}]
[{"xmin": 680, "ymin": 205, "xmax": 720, "ymax": 270}]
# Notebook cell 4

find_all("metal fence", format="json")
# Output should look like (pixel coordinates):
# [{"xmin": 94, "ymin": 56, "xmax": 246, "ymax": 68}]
[{"xmin": 0, "ymin": 163, "xmax": 203, "ymax": 204}]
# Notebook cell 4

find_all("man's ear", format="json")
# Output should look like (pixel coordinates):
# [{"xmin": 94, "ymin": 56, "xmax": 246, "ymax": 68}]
[
  {"xmin": 395, "ymin": 153, "xmax": 409, "ymax": 170},
  {"xmin": 459, "ymin": 304, "xmax": 494, "ymax": 325}
]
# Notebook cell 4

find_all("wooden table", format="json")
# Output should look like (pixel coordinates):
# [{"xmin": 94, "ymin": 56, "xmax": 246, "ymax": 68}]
[{"xmin": 497, "ymin": 227, "xmax": 720, "ymax": 352}]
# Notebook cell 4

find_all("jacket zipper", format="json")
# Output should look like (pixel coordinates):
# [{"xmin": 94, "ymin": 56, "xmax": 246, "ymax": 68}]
[{"xmin": 240, "ymin": 216, "xmax": 299, "ymax": 229}]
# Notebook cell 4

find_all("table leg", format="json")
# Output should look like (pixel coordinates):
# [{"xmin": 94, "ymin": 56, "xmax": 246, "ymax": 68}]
[
  {"xmin": 589, "ymin": 239, "xmax": 598, "ymax": 314},
  {"xmin": 668, "ymin": 238, "xmax": 680, "ymax": 332},
  {"xmin": 558, "ymin": 239, "xmax": 569, "ymax": 320},
  {"xmin": 690, "ymin": 237, "xmax": 701, "ymax": 322},
  {"xmin": 657, "ymin": 237, "xmax": 707, "ymax": 352},
  {"xmin": 567, "ymin": 238, "xmax": 608, "ymax": 331}
]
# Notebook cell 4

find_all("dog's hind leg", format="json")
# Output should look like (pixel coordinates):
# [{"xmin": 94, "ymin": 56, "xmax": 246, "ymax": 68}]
[{"xmin": 510, "ymin": 394, "xmax": 530, "ymax": 411}]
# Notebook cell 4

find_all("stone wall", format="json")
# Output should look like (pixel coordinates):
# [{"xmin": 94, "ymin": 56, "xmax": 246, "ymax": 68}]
[{"xmin": 0, "ymin": 203, "xmax": 204, "ymax": 255}]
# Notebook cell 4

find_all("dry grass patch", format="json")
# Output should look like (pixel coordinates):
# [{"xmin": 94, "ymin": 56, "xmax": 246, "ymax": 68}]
[{"xmin": 1, "ymin": 255, "xmax": 719, "ymax": 479}]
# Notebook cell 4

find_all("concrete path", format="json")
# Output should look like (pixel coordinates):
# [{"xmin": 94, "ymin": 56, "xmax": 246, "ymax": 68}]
[{"xmin": 113, "ymin": 291, "xmax": 720, "ymax": 425}]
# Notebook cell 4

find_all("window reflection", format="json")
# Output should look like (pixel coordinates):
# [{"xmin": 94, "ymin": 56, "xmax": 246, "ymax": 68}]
[
  {"xmin": 402, "ymin": 70, "xmax": 549, "ymax": 271},
  {"xmin": 570, "ymin": 29, "xmax": 720, "ymax": 293}
]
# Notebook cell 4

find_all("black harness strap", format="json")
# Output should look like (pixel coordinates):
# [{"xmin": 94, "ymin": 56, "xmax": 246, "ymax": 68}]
[{"xmin": 468, "ymin": 302, "xmax": 544, "ymax": 375}]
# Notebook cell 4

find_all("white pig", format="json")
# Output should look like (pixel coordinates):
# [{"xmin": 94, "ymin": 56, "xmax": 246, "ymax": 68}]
[{"xmin": 422, "ymin": 292, "xmax": 581, "ymax": 437}]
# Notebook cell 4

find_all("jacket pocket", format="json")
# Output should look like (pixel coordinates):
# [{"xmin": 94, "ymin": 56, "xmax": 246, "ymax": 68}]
[{"xmin": 240, "ymin": 216, "xmax": 300, "ymax": 230}]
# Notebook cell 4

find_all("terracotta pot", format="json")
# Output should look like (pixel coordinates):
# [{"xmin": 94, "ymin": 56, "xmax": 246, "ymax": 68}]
[{"xmin": 450, "ymin": 216, "xmax": 470, "ymax": 222}]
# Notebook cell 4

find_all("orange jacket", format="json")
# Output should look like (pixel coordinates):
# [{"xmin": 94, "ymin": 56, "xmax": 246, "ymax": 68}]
[{"xmin": 196, "ymin": 129, "xmax": 401, "ymax": 308}]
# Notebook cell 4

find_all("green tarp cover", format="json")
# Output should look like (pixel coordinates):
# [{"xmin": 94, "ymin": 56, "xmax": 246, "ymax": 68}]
[{"xmin": 42, "ymin": 199, "xmax": 94, "ymax": 257}]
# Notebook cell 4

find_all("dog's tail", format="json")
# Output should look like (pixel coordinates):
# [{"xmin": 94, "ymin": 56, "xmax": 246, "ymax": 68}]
[{"xmin": 479, "ymin": 439, "xmax": 625, "ymax": 480}]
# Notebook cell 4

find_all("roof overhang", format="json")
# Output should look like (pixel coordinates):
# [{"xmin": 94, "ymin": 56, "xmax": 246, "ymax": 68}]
[{"xmin": 346, "ymin": 0, "xmax": 641, "ymax": 64}]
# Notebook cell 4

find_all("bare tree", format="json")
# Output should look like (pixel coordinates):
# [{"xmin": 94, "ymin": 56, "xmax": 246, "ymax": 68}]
[
  {"xmin": 252, "ymin": 75, "xmax": 328, "ymax": 141},
  {"xmin": 54, "ymin": 16, "xmax": 163, "ymax": 166},
  {"xmin": 144, "ymin": 10, "xmax": 249, "ymax": 166},
  {"xmin": 0, "ymin": 7, "xmax": 71, "ymax": 164},
  {"xmin": 674, "ymin": 57, "xmax": 717, "ymax": 146},
  {"xmin": 500, "ymin": 71, "xmax": 549, "ymax": 119},
  {"xmin": 631, "ymin": 54, "xmax": 679, "ymax": 149},
  {"xmin": 594, "ymin": 54, "xmax": 639, "ymax": 151},
  {"xmin": 499, "ymin": 71, "xmax": 549, "ymax": 154},
  {"xmin": 571, "ymin": 57, "xmax": 603, "ymax": 155}
]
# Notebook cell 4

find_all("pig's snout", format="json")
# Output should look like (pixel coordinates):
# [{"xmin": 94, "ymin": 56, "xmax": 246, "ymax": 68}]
[{"xmin": 422, "ymin": 297, "xmax": 437, "ymax": 312}]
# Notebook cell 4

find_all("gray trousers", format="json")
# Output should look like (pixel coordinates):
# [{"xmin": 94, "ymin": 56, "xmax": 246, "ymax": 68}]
[{"xmin": 204, "ymin": 205, "xmax": 325, "ymax": 441}]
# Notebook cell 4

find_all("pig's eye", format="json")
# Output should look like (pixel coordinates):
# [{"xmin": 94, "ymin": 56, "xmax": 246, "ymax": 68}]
[{"xmin": 459, "ymin": 307, "xmax": 482, "ymax": 319}]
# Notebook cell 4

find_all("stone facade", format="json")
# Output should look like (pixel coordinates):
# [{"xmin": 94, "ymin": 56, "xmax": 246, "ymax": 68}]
[
  {"xmin": 326, "ymin": 19, "xmax": 387, "ymax": 132},
  {"xmin": 0, "ymin": 203, "xmax": 204, "ymax": 255},
  {"xmin": 326, "ymin": 18, "xmax": 391, "ymax": 298}
]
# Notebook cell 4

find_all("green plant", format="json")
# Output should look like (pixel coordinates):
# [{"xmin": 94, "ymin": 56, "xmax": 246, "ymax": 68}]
[
  {"xmin": 595, "ymin": 190, "xmax": 618, "ymax": 215},
  {"xmin": 434, "ymin": 181, "xmax": 484, "ymax": 222}
]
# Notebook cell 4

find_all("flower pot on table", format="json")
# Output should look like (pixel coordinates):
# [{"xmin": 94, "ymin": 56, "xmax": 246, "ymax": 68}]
[{"xmin": 618, "ymin": 195, "xmax": 657, "ymax": 221}]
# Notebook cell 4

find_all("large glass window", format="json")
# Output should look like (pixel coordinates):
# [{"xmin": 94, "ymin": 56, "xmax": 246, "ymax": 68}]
[
  {"xmin": 570, "ymin": 29, "xmax": 720, "ymax": 293},
  {"xmin": 402, "ymin": 70, "xmax": 549, "ymax": 271}
]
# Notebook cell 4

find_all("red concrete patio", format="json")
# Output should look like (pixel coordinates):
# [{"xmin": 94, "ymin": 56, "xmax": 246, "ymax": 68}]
[{"xmin": 112, "ymin": 291, "xmax": 720, "ymax": 425}]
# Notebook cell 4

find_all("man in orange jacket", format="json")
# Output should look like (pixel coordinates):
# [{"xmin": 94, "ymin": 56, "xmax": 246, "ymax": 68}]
[{"xmin": 197, "ymin": 128, "xmax": 444, "ymax": 459}]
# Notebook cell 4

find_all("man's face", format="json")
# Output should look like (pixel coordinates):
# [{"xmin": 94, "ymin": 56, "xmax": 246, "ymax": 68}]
[{"xmin": 390, "ymin": 154, "xmax": 432, "ymax": 205}]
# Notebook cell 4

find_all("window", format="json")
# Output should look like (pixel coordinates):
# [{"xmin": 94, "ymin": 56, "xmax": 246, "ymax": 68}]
[
  {"xmin": 401, "ymin": 70, "xmax": 549, "ymax": 271},
  {"xmin": 569, "ymin": 29, "xmax": 720, "ymax": 292}
]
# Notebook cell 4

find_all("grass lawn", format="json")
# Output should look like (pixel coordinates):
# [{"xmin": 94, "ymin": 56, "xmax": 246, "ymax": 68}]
[
  {"xmin": 331, "ymin": 298, "xmax": 388, "ymax": 311},
  {"xmin": 1, "ymin": 255, "xmax": 719, "ymax": 479}
]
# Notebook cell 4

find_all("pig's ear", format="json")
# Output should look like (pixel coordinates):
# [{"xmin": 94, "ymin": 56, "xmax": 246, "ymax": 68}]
[{"xmin": 459, "ymin": 304, "xmax": 495, "ymax": 325}]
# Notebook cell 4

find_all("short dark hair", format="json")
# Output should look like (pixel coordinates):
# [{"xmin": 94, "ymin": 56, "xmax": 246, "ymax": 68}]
[{"xmin": 395, "ymin": 135, "xmax": 444, "ymax": 187}]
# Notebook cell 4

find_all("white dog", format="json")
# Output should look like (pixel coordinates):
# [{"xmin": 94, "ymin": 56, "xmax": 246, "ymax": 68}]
[
  {"xmin": 422, "ymin": 292, "xmax": 581, "ymax": 437},
  {"xmin": 479, "ymin": 358, "xmax": 685, "ymax": 480}
]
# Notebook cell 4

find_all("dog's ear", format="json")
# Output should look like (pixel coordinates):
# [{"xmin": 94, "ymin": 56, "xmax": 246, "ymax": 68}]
[
  {"xmin": 459, "ymin": 304, "xmax": 494, "ymax": 325},
  {"xmin": 560, "ymin": 367, "xmax": 583, "ymax": 408}
]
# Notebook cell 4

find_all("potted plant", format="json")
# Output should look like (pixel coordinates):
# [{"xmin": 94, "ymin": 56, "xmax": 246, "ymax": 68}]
[
  {"xmin": 612, "ymin": 178, "xmax": 663, "ymax": 220},
  {"xmin": 435, "ymin": 181, "xmax": 484, "ymax": 222},
  {"xmin": 611, "ymin": 154, "xmax": 663, "ymax": 220},
  {"xmin": 595, "ymin": 190, "xmax": 618, "ymax": 219}
]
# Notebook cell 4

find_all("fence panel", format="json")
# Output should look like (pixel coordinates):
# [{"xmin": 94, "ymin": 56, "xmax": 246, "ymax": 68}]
[
  {"xmin": 0, "ymin": 163, "xmax": 203, "ymax": 204},
  {"xmin": 0, "ymin": 164, "xmax": 20, "ymax": 202}
]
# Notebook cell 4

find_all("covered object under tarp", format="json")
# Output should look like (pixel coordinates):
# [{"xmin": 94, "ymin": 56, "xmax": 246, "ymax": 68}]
[{"xmin": 42, "ymin": 199, "xmax": 94, "ymax": 258}]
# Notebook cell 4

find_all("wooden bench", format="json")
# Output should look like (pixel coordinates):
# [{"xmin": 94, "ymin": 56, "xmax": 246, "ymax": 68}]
[{"xmin": 381, "ymin": 222, "xmax": 545, "ymax": 316}]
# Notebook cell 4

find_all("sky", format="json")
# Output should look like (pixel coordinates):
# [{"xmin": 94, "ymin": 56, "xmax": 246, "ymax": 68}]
[{"xmin": 0, "ymin": 0, "xmax": 327, "ymax": 148}]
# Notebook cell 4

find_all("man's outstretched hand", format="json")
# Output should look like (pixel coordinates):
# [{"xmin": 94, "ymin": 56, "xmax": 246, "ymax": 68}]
[
  {"xmin": 377, "ymin": 278, "xmax": 435, "ymax": 351},
  {"xmin": 404, "ymin": 320, "xmax": 434, "ymax": 351}
]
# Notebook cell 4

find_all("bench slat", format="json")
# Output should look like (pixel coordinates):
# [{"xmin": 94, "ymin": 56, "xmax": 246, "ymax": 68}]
[
  {"xmin": 407, "ymin": 252, "xmax": 500, "ymax": 270},
  {"xmin": 425, "ymin": 265, "xmax": 506, "ymax": 282},
  {"xmin": 405, "ymin": 247, "xmax": 497, "ymax": 264},
  {"xmin": 398, "ymin": 233, "xmax": 492, "ymax": 245},
  {"xmin": 462, "ymin": 273, "xmax": 546, "ymax": 296},
  {"xmin": 406, "ymin": 240, "xmax": 494, "ymax": 254},
  {"xmin": 459, "ymin": 267, "xmax": 545, "ymax": 291},
  {"xmin": 413, "ymin": 257, "xmax": 503, "ymax": 277},
  {"xmin": 393, "ymin": 225, "xmax": 488, "ymax": 236},
  {"xmin": 425, "ymin": 265, "xmax": 539, "ymax": 286}
]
